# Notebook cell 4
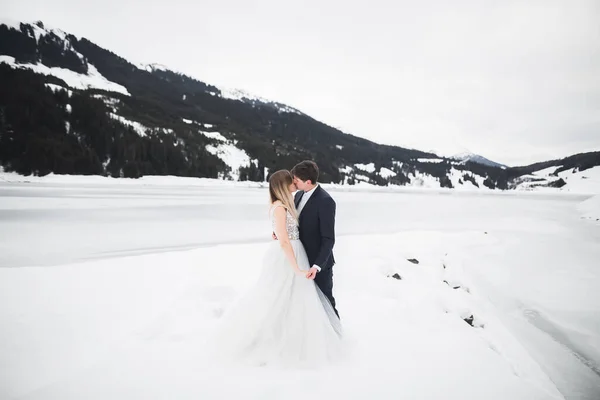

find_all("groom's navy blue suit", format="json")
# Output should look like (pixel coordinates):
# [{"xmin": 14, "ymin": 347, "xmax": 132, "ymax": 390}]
[{"xmin": 294, "ymin": 185, "xmax": 339, "ymax": 318}]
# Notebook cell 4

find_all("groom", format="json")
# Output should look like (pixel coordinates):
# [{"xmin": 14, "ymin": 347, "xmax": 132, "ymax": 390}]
[{"xmin": 291, "ymin": 160, "xmax": 339, "ymax": 318}]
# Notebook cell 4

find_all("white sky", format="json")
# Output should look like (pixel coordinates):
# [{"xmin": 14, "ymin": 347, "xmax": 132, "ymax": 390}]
[{"xmin": 3, "ymin": 0, "xmax": 600, "ymax": 166}]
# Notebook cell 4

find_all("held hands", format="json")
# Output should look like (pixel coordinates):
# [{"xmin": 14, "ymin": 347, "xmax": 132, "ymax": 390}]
[
  {"xmin": 294, "ymin": 266, "xmax": 316, "ymax": 279},
  {"xmin": 305, "ymin": 267, "xmax": 318, "ymax": 280}
]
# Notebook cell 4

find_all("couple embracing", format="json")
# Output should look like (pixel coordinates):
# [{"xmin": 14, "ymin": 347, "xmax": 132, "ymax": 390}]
[{"xmin": 212, "ymin": 160, "xmax": 343, "ymax": 367}]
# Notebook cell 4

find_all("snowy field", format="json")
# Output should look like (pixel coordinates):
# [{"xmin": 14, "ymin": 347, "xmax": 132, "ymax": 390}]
[{"xmin": 1, "ymin": 174, "xmax": 600, "ymax": 399}]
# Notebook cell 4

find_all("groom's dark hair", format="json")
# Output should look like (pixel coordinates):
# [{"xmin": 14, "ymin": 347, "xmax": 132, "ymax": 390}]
[{"xmin": 292, "ymin": 160, "xmax": 319, "ymax": 184}]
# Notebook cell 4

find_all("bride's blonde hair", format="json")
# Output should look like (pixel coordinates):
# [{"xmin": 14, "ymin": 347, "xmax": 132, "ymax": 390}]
[{"xmin": 269, "ymin": 170, "xmax": 298, "ymax": 220}]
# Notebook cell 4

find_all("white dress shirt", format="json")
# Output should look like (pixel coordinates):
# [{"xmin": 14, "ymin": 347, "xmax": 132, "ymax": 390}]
[
  {"xmin": 297, "ymin": 184, "xmax": 322, "ymax": 273},
  {"xmin": 297, "ymin": 184, "xmax": 318, "ymax": 215}
]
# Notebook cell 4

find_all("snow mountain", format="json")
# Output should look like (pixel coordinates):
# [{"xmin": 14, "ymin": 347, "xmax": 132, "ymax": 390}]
[
  {"xmin": 452, "ymin": 152, "xmax": 508, "ymax": 169},
  {"xmin": 1, "ymin": 20, "xmax": 599, "ymax": 192}
]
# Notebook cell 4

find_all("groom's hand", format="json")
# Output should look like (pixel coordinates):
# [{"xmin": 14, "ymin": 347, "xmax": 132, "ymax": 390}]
[{"xmin": 306, "ymin": 267, "xmax": 318, "ymax": 280}]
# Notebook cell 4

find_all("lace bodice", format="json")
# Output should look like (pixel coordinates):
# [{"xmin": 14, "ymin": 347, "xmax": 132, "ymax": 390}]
[{"xmin": 270, "ymin": 205, "xmax": 300, "ymax": 240}]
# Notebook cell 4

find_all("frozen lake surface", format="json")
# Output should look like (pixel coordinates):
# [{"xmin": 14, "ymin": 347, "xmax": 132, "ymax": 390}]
[
  {"xmin": 0, "ymin": 181, "xmax": 593, "ymax": 268},
  {"xmin": 1, "ymin": 177, "xmax": 599, "ymax": 399}
]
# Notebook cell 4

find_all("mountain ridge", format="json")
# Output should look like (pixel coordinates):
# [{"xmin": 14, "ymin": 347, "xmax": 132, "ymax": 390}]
[
  {"xmin": 451, "ymin": 152, "xmax": 508, "ymax": 169},
  {"xmin": 1, "ymin": 20, "xmax": 598, "ymax": 191}
]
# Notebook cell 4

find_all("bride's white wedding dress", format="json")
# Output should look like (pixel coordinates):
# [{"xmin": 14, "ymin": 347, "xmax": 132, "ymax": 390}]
[{"xmin": 210, "ymin": 205, "xmax": 343, "ymax": 368}]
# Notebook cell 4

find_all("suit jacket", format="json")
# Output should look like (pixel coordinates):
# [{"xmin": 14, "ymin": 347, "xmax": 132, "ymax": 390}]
[{"xmin": 294, "ymin": 185, "xmax": 336, "ymax": 273}]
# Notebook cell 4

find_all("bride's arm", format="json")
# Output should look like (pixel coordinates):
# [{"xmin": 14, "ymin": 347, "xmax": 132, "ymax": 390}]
[{"xmin": 273, "ymin": 206, "xmax": 303, "ymax": 275}]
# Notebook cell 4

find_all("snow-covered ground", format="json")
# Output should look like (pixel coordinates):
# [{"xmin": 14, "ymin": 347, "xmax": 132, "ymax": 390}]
[
  {"xmin": 517, "ymin": 166, "xmax": 600, "ymax": 194},
  {"xmin": 0, "ymin": 55, "xmax": 130, "ymax": 96},
  {"xmin": 109, "ymin": 113, "xmax": 149, "ymax": 136},
  {"xmin": 578, "ymin": 195, "xmax": 600, "ymax": 222},
  {"xmin": 218, "ymin": 87, "xmax": 303, "ymax": 114},
  {"xmin": 1, "ymin": 175, "xmax": 599, "ymax": 399},
  {"xmin": 0, "ymin": 20, "xmax": 130, "ymax": 96}
]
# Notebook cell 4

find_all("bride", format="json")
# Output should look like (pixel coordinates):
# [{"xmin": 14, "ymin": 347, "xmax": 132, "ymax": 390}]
[{"xmin": 210, "ymin": 170, "xmax": 342, "ymax": 368}]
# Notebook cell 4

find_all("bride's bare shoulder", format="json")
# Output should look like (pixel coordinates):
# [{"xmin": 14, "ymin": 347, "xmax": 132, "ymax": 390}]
[{"xmin": 270, "ymin": 201, "xmax": 286, "ymax": 213}]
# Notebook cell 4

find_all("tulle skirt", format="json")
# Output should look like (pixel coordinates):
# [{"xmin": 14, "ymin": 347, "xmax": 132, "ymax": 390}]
[{"xmin": 209, "ymin": 240, "xmax": 343, "ymax": 368}]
